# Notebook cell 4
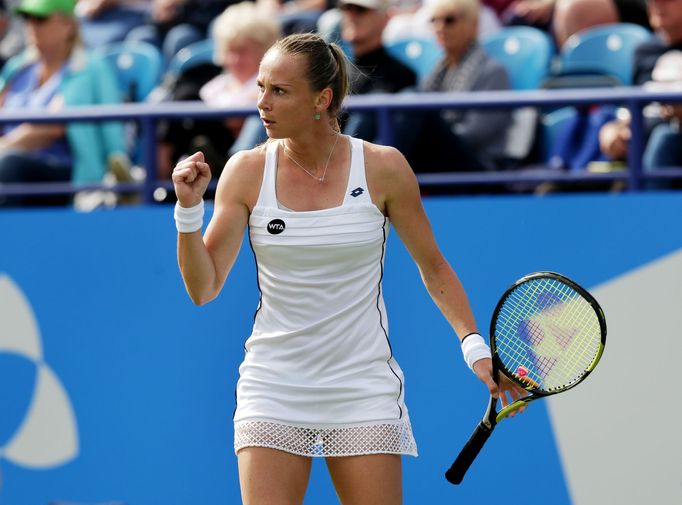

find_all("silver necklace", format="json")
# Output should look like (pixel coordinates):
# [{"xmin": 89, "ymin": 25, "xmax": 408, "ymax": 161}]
[{"xmin": 283, "ymin": 133, "xmax": 340, "ymax": 182}]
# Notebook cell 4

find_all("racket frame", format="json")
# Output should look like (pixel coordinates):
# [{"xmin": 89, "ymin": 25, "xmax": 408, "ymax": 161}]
[
  {"xmin": 490, "ymin": 271, "xmax": 607, "ymax": 417},
  {"xmin": 445, "ymin": 271, "xmax": 607, "ymax": 485}
]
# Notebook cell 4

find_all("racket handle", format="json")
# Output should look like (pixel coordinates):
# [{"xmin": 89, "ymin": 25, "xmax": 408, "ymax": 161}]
[{"xmin": 444, "ymin": 422, "xmax": 494, "ymax": 485}]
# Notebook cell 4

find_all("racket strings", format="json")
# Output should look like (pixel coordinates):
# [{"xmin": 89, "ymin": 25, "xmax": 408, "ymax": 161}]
[
  {"xmin": 503, "ymin": 281, "xmax": 597, "ymax": 387},
  {"xmin": 494, "ymin": 278, "xmax": 602, "ymax": 392}
]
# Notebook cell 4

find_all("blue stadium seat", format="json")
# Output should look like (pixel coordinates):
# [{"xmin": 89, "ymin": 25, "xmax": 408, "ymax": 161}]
[
  {"xmin": 481, "ymin": 28, "xmax": 555, "ymax": 164},
  {"xmin": 168, "ymin": 38, "xmax": 215, "ymax": 78},
  {"xmin": 558, "ymin": 23, "xmax": 651, "ymax": 86},
  {"xmin": 385, "ymin": 37, "xmax": 443, "ymax": 83},
  {"xmin": 481, "ymin": 26, "xmax": 555, "ymax": 90},
  {"xmin": 541, "ymin": 106, "xmax": 578, "ymax": 163},
  {"xmin": 95, "ymin": 41, "xmax": 163, "ymax": 102}
]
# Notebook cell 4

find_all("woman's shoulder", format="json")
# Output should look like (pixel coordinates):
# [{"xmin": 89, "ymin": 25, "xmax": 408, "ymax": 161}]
[
  {"xmin": 229, "ymin": 142, "xmax": 269, "ymax": 167},
  {"xmin": 68, "ymin": 47, "xmax": 103, "ymax": 73},
  {"xmin": 359, "ymin": 139, "xmax": 417, "ymax": 211},
  {"xmin": 0, "ymin": 50, "xmax": 36, "ymax": 85},
  {"xmin": 360, "ymin": 139, "xmax": 403, "ymax": 161},
  {"xmin": 62, "ymin": 48, "xmax": 117, "ymax": 85},
  {"xmin": 360, "ymin": 139, "xmax": 412, "ymax": 179},
  {"xmin": 473, "ymin": 51, "xmax": 511, "ymax": 90},
  {"xmin": 218, "ymin": 143, "xmax": 269, "ymax": 188}
]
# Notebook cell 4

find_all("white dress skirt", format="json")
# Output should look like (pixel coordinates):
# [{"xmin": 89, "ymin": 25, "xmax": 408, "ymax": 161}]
[{"xmin": 233, "ymin": 136, "xmax": 418, "ymax": 457}]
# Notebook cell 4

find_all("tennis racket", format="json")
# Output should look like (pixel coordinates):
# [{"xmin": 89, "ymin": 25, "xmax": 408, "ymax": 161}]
[{"xmin": 444, "ymin": 271, "xmax": 607, "ymax": 485}]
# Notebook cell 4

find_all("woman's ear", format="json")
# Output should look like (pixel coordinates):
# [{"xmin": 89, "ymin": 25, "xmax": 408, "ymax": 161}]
[{"xmin": 315, "ymin": 87, "xmax": 334, "ymax": 114}]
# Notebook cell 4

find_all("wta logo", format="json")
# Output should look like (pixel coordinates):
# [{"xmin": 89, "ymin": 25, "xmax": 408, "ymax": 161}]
[
  {"xmin": 0, "ymin": 274, "xmax": 79, "ymax": 490},
  {"xmin": 267, "ymin": 219, "xmax": 286, "ymax": 235}
]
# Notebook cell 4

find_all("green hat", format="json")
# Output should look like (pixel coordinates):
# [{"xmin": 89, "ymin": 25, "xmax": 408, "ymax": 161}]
[{"xmin": 15, "ymin": 0, "xmax": 75, "ymax": 17}]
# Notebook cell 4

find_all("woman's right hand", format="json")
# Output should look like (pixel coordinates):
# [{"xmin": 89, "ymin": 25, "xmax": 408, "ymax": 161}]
[{"xmin": 172, "ymin": 151, "xmax": 212, "ymax": 207}]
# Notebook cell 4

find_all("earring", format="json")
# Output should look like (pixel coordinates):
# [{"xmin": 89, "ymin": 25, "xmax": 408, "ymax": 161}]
[{"xmin": 314, "ymin": 112, "xmax": 321, "ymax": 120}]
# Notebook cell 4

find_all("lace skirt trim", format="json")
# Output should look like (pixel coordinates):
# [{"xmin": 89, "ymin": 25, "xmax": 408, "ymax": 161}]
[{"xmin": 234, "ymin": 419, "xmax": 418, "ymax": 457}]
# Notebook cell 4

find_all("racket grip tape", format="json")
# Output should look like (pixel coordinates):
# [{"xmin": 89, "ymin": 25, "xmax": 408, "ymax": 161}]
[{"xmin": 444, "ymin": 422, "xmax": 494, "ymax": 484}]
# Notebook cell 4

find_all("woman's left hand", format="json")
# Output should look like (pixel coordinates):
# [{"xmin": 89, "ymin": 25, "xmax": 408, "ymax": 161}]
[{"xmin": 472, "ymin": 358, "xmax": 529, "ymax": 415}]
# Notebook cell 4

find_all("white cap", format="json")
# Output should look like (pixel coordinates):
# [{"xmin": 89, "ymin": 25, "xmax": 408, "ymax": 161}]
[{"xmin": 338, "ymin": 0, "xmax": 390, "ymax": 12}]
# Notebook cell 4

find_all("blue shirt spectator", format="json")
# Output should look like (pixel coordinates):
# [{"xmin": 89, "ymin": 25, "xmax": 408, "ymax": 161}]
[{"xmin": 0, "ymin": 0, "xmax": 127, "ymax": 205}]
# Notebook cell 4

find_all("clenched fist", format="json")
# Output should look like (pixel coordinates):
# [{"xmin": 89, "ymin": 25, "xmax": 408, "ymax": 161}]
[{"xmin": 172, "ymin": 152, "xmax": 212, "ymax": 207}]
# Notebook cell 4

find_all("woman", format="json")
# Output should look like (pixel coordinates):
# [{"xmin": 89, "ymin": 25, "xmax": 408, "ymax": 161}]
[
  {"xmin": 172, "ymin": 33, "xmax": 524, "ymax": 504},
  {"xmin": 0, "ymin": 0, "xmax": 127, "ymax": 205},
  {"xmin": 157, "ymin": 1, "xmax": 281, "ymax": 181},
  {"xmin": 400, "ymin": 0, "xmax": 513, "ymax": 174}
]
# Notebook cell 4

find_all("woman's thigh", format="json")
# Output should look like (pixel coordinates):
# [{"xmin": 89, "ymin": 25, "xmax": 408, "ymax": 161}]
[
  {"xmin": 326, "ymin": 454, "xmax": 403, "ymax": 505},
  {"xmin": 237, "ymin": 447, "xmax": 312, "ymax": 505}
]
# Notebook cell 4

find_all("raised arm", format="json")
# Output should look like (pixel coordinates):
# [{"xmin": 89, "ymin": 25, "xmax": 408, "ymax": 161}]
[{"xmin": 173, "ymin": 150, "xmax": 260, "ymax": 305}]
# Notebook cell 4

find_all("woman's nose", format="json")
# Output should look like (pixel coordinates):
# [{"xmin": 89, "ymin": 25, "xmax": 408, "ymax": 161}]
[{"xmin": 257, "ymin": 92, "xmax": 270, "ymax": 111}]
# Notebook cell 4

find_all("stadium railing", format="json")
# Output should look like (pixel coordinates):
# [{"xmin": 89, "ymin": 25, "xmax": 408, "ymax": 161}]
[{"xmin": 1, "ymin": 86, "xmax": 681, "ymax": 203}]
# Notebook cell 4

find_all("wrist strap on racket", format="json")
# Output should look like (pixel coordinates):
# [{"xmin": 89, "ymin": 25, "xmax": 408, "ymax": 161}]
[{"xmin": 460, "ymin": 333, "xmax": 491, "ymax": 370}]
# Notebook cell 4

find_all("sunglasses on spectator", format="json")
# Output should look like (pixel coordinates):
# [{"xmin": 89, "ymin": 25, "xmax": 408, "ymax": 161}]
[
  {"xmin": 20, "ymin": 13, "xmax": 51, "ymax": 23},
  {"xmin": 340, "ymin": 3, "xmax": 372, "ymax": 14},
  {"xmin": 430, "ymin": 14, "xmax": 459, "ymax": 25}
]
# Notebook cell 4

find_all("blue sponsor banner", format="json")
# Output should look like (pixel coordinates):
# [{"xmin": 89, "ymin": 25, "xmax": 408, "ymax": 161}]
[{"xmin": 1, "ymin": 193, "xmax": 681, "ymax": 505}]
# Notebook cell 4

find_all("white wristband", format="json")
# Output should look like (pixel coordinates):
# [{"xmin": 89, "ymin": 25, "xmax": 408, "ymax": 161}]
[
  {"xmin": 174, "ymin": 200, "xmax": 204, "ymax": 233},
  {"xmin": 460, "ymin": 332, "xmax": 491, "ymax": 371}
]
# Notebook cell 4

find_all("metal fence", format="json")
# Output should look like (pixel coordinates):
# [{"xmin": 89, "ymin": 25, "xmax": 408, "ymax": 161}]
[{"xmin": 1, "ymin": 86, "xmax": 681, "ymax": 203}]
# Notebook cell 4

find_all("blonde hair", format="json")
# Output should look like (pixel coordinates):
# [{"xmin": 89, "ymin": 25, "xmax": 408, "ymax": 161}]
[
  {"xmin": 429, "ymin": 0, "xmax": 480, "ymax": 20},
  {"xmin": 211, "ymin": 1, "xmax": 282, "ymax": 65}
]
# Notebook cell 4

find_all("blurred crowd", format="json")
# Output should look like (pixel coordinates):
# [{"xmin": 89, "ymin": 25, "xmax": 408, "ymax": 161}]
[{"xmin": 0, "ymin": 0, "xmax": 680, "ymax": 207}]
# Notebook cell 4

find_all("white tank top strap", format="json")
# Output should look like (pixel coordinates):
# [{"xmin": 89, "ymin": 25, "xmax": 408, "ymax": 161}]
[
  {"xmin": 342, "ymin": 136, "xmax": 372, "ymax": 206},
  {"xmin": 254, "ymin": 140, "xmax": 279, "ymax": 209}
]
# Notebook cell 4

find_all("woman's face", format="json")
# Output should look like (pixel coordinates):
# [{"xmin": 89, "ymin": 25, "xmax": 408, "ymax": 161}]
[
  {"xmin": 222, "ymin": 36, "xmax": 267, "ymax": 84},
  {"xmin": 24, "ymin": 13, "xmax": 74, "ymax": 56},
  {"xmin": 257, "ymin": 49, "xmax": 320, "ymax": 139},
  {"xmin": 430, "ymin": 4, "xmax": 476, "ymax": 58}
]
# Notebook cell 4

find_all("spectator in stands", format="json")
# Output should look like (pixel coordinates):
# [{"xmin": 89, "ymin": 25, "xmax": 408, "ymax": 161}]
[
  {"xmin": 379, "ymin": 0, "xmax": 502, "ymax": 44},
  {"xmin": 339, "ymin": 0, "xmax": 417, "ymax": 141},
  {"xmin": 494, "ymin": 0, "xmax": 649, "ymax": 42},
  {"xmin": 553, "ymin": 0, "xmax": 649, "ymax": 49},
  {"xmin": 599, "ymin": 0, "xmax": 682, "ymax": 176},
  {"xmin": 125, "ymin": 0, "xmax": 236, "ymax": 64},
  {"xmin": 399, "ymin": 0, "xmax": 513, "ymax": 173},
  {"xmin": 381, "ymin": 0, "xmax": 648, "ymax": 51},
  {"xmin": 0, "ymin": 0, "xmax": 128, "ymax": 206},
  {"xmin": 537, "ymin": 0, "xmax": 650, "ymax": 175},
  {"xmin": 156, "ymin": 1, "xmax": 281, "ymax": 181}
]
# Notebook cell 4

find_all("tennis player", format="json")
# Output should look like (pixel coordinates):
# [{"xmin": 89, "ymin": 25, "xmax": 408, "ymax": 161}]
[{"xmin": 172, "ymin": 32, "xmax": 526, "ymax": 505}]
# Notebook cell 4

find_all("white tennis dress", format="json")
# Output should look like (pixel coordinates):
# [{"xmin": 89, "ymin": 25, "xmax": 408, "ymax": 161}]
[{"xmin": 234, "ymin": 136, "xmax": 417, "ymax": 457}]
